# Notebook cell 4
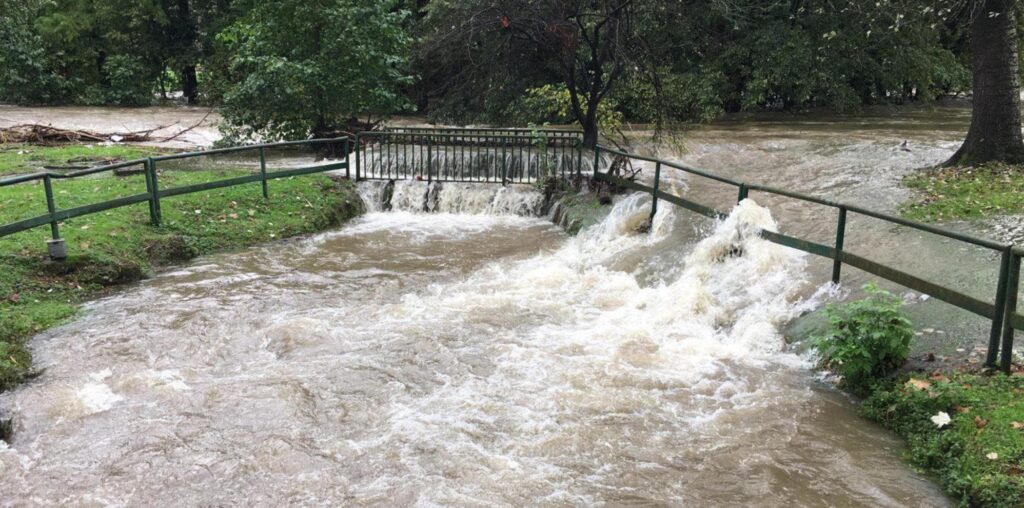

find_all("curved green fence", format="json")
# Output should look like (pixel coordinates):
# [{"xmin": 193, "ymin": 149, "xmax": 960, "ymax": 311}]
[
  {"xmin": 0, "ymin": 128, "xmax": 1019, "ymax": 372},
  {"xmin": 592, "ymin": 143, "xmax": 1023, "ymax": 373},
  {"xmin": 0, "ymin": 137, "xmax": 352, "ymax": 240}
]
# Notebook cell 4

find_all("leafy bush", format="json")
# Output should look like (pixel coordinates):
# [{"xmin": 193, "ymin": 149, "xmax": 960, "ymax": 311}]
[
  {"xmin": 813, "ymin": 283, "xmax": 913, "ymax": 395},
  {"xmin": 218, "ymin": 0, "xmax": 412, "ymax": 141},
  {"xmin": 100, "ymin": 55, "xmax": 154, "ymax": 106},
  {"xmin": 506, "ymin": 84, "xmax": 624, "ymax": 134},
  {"xmin": 0, "ymin": 0, "xmax": 75, "ymax": 104},
  {"xmin": 613, "ymin": 70, "xmax": 727, "ymax": 124}
]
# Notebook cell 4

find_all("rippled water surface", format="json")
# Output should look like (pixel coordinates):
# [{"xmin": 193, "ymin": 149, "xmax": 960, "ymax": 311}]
[
  {"xmin": 1, "ymin": 194, "xmax": 949, "ymax": 505},
  {"xmin": 3, "ymin": 105, "xmax": 994, "ymax": 506}
]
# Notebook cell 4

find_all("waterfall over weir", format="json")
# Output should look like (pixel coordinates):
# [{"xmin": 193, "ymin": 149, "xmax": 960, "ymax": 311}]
[{"xmin": 357, "ymin": 180, "xmax": 548, "ymax": 216}]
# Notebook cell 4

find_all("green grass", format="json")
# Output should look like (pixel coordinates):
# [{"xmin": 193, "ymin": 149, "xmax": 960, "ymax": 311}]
[
  {"xmin": 0, "ymin": 143, "xmax": 167, "ymax": 176},
  {"xmin": 863, "ymin": 373, "xmax": 1024, "ymax": 507},
  {"xmin": 901, "ymin": 163, "xmax": 1024, "ymax": 221},
  {"xmin": 0, "ymin": 164, "xmax": 363, "ymax": 391}
]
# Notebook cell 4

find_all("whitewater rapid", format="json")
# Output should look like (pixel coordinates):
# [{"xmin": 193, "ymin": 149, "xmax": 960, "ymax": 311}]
[{"xmin": 0, "ymin": 186, "xmax": 947, "ymax": 505}]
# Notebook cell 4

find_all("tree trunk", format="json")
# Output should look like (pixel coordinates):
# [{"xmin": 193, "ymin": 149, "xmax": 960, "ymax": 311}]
[
  {"xmin": 582, "ymin": 118, "xmax": 598, "ymax": 149},
  {"xmin": 948, "ymin": 0, "xmax": 1024, "ymax": 165},
  {"xmin": 180, "ymin": 65, "xmax": 198, "ymax": 105},
  {"xmin": 580, "ymin": 96, "xmax": 600, "ymax": 149}
]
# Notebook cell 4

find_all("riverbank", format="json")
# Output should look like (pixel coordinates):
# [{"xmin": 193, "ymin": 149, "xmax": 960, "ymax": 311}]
[
  {"xmin": 901, "ymin": 163, "xmax": 1019, "ymax": 223},
  {"xmin": 863, "ymin": 371, "xmax": 1024, "ymax": 507},
  {"xmin": 901, "ymin": 163, "xmax": 1024, "ymax": 222},
  {"xmin": 0, "ymin": 149, "xmax": 363, "ymax": 392},
  {"xmin": 804, "ymin": 285, "xmax": 1024, "ymax": 506}
]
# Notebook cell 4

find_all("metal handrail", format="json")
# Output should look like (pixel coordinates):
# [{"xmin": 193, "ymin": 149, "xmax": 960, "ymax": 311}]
[
  {"xmin": 354, "ymin": 130, "xmax": 585, "ymax": 184},
  {"xmin": 0, "ymin": 137, "xmax": 352, "ymax": 240},
  {"xmin": 0, "ymin": 128, "xmax": 1017, "ymax": 372},
  {"xmin": 592, "ymin": 142, "xmax": 1021, "ymax": 372}
]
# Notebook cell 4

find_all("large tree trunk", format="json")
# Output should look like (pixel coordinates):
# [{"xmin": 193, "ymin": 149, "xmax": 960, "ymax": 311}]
[
  {"xmin": 948, "ymin": 0, "xmax": 1024, "ymax": 165},
  {"xmin": 180, "ymin": 65, "xmax": 198, "ymax": 105},
  {"xmin": 581, "ymin": 113, "xmax": 599, "ymax": 149}
]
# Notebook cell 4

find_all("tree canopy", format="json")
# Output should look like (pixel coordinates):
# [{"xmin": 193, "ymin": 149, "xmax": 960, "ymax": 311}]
[
  {"xmin": 216, "ymin": 0, "xmax": 412, "ymax": 140},
  {"xmin": 0, "ymin": 0, "xmax": 1020, "ymax": 153}
]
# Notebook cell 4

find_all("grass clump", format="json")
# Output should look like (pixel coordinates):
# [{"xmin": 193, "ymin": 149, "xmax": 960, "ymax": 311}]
[
  {"xmin": 0, "ymin": 164, "xmax": 363, "ymax": 391},
  {"xmin": 0, "ymin": 143, "xmax": 165, "ymax": 176},
  {"xmin": 901, "ymin": 163, "xmax": 1024, "ymax": 222},
  {"xmin": 812, "ymin": 283, "xmax": 1024, "ymax": 505},
  {"xmin": 813, "ymin": 283, "xmax": 914, "ymax": 395},
  {"xmin": 863, "ymin": 373, "xmax": 1024, "ymax": 507}
]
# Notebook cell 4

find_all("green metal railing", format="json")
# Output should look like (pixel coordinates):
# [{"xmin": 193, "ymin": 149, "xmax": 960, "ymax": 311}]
[
  {"xmin": 1, "ymin": 127, "xmax": 1019, "ymax": 372},
  {"xmin": 592, "ymin": 143, "xmax": 1022, "ymax": 373},
  {"xmin": 354, "ymin": 129, "xmax": 584, "ymax": 184},
  {"xmin": 0, "ymin": 137, "xmax": 351, "ymax": 239}
]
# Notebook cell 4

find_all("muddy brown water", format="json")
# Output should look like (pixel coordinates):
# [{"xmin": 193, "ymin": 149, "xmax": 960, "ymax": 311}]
[{"xmin": 1, "ymin": 103, "xmax": 1006, "ymax": 505}]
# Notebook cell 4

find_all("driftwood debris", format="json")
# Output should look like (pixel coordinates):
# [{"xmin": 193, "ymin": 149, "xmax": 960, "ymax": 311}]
[{"xmin": 0, "ymin": 110, "xmax": 213, "ymax": 146}]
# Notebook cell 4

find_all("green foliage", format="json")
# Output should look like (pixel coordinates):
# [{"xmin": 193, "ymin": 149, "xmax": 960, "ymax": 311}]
[
  {"xmin": 0, "ymin": 155, "xmax": 364, "ymax": 392},
  {"xmin": 901, "ymin": 164, "xmax": 1024, "ymax": 222},
  {"xmin": 416, "ymin": 0, "xmax": 971, "ymax": 127},
  {"xmin": 706, "ymin": 4, "xmax": 969, "ymax": 113},
  {"xmin": 96, "ymin": 55, "xmax": 154, "ymax": 106},
  {"xmin": 613, "ymin": 71, "xmax": 726, "ymax": 124},
  {"xmin": 506, "ymin": 85, "xmax": 623, "ymax": 133},
  {"xmin": 863, "ymin": 373, "xmax": 1024, "ymax": 507},
  {"xmin": 218, "ymin": 0, "xmax": 412, "ymax": 141},
  {"xmin": 0, "ymin": 0, "xmax": 75, "ymax": 104},
  {"xmin": 813, "ymin": 283, "xmax": 913, "ymax": 395}
]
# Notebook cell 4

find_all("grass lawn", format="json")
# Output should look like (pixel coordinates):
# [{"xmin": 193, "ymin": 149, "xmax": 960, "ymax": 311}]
[
  {"xmin": 0, "ymin": 149, "xmax": 363, "ymax": 391},
  {"xmin": 864, "ymin": 372, "xmax": 1024, "ymax": 507},
  {"xmin": 901, "ymin": 163, "xmax": 1024, "ymax": 221},
  {"xmin": 0, "ymin": 143, "xmax": 167, "ymax": 176}
]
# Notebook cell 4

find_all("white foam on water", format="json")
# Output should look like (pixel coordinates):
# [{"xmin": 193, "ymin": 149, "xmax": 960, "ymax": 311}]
[
  {"xmin": 358, "ymin": 180, "xmax": 546, "ymax": 216},
  {"xmin": 0, "ymin": 190, "xmax": 948, "ymax": 505},
  {"xmin": 76, "ymin": 374, "xmax": 123, "ymax": 414},
  {"xmin": 327, "ymin": 196, "xmax": 819, "ymax": 504}
]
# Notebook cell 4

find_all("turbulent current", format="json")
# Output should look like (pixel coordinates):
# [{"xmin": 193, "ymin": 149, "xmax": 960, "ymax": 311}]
[{"xmin": 0, "ymin": 181, "xmax": 949, "ymax": 506}]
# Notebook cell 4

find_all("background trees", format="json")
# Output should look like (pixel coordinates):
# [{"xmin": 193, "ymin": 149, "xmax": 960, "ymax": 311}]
[
  {"xmin": 1, "ymin": 0, "xmax": 1021, "ymax": 155},
  {"xmin": 216, "ymin": 0, "xmax": 411, "ymax": 141},
  {"xmin": 413, "ymin": 0, "xmax": 970, "ymax": 144}
]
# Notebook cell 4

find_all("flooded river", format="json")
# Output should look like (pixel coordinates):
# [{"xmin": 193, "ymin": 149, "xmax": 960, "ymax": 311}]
[{"xmin": 0, "ymin": 103, "xmax": 998, "ymax": 505}]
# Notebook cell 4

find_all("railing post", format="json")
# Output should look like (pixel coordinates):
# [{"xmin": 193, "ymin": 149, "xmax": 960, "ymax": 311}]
[
  {"xmin": 502, "ymin": 137, "xmax": 508, "ymax": 184},
  {"xmin": 737, "ymin": 183, "xmax": 748, "ymax": 202},
  {"xmin": 355, "ymin": 133, "xmax": 361, "ymax": 180},
  {"xmin": 832, "ymin": 206, "xmax": 847, "ymax": 284},
  {"xmin": 987, "ymin": 246, "xmax": 1013, "ymax": 366},
  {"xmin": 259, "ymin": 147, "xmax": 269, "ymax": 199},
  {"xmin": 43, "ymin": 175, "xmax": 59, "ymax": 240},
  {"xmin": 999, "ymin": 252, "xmax": 1020, "ymax": 373},
  {"xmin": 576, "ymin": 139, "xmax": 583, "ymax": 181},
  {"xmin": 649, "ymin": 161, "xmax": 661, "ymax": 224},
  {"xmin": 147, "ymin": 157, "xmax": 162, "ymax": 226},
  {"xmin": 427, "ymin": 136, "xmax": 433, "ymax": 182},
  {"xmin": 593, "ymin": 146, "xmax": 601, "ymax": 177},
  {"xmin": 344, "ymin": 138, "xmax": 351, "ymax": 180}
]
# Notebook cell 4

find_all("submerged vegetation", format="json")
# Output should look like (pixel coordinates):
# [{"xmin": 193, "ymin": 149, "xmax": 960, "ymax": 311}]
[
  {"xmin": 0, "ymin": 149, "xmax": 363, "ymax": 390},
  {"xmin": 901, "ymin": 163, "xmax": 1024, "ymax": 222},
  {"xmin": 813, "ymin": 289, "xmax": 1024, "ymax": 506}
]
